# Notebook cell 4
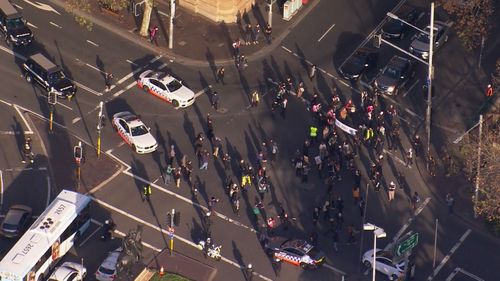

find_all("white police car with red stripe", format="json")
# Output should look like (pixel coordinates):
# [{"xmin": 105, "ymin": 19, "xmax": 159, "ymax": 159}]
[
  {"xmin": 137, "ymin": 70, "xmax": 195, "ymax": 108},
  {"xmin": 111, "ymin": 111, "xmax": 158, "ymax": 154},
  {"xmin": 264, "ymin": 237, "xmax": 325, "ymax": 269}
]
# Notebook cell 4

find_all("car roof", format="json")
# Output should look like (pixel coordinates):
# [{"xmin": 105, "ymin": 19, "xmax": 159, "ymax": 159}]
[
  {"xmin": 282, "ymin": 239, "xmax": 313, "ymax": 252},
  {"xmin": 388, "ymin": 56, "xmax": 410, "ymax": 68},
  {"xmin": 29, "ymin": 53, "xmax": 59, "ymax": 72},
  {"xmin": 100, "ymin": 251, "xmax": 120, "ymax": 270},
  {"xmin": 0, "ymin": 0, "xmax": 21, "ymax": 17},
  {"xmin": 4, "ymin": 205, "xmax": 31, "ymax": 224},
  {"xmin": 114, "ymin": 112, "xmax": 144, "ymax": 126}
]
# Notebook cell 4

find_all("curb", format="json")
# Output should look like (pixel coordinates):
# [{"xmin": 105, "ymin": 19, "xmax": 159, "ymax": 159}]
[{"xmin": 47, "ymin": 0, "xmax": 320, "ymax": 67}]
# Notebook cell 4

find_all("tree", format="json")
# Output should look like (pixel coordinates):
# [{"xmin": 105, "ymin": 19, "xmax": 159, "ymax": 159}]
[
  {"xmin": 140, "ymin": 0, "xmax": 154, "ymax": 37},
  {"xmin": 66, "ymin": 0, "xmax": 129, "ymax": 30},
  {"xmin": 459, "ymin": 121, "xmax": 500, "ymax": 222},
  {"xmin": 492, "ymin": 58, "xmax": 500, "ymax": 91},
  {"xmin": 440, "ymin": 0, "xmax": 494, "ymax": 50}
]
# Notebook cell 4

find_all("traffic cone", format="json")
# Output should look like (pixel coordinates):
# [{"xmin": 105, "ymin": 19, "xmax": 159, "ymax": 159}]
[{"xmin": 159, "ymin": 266, "xmax": 165, "ymax": 276}]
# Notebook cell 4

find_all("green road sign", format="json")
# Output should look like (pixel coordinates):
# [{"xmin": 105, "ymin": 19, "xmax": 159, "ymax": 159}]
[{"xmin": 396, "ymin": 233, "xmax": 419, "ymax": 256}]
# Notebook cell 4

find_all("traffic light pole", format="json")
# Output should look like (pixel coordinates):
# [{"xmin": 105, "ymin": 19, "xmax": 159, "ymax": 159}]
[
  {"xmin": 48, "ymin": 89, "xmax": 57, "ymax": 131},
  {"xmin": 425, "ymin": 2, "xmax": 435, "ymax": 153},
  {"xmin": 168, "ymin": 208, "xmax": 175, "ymax": 255},
  {"xmin": 168, "ymin": 0, "xmax": 175, "ymax": 49},
  {"xmin": 97, "ymin": 102, "xmax": 104, "ymax": 158}
]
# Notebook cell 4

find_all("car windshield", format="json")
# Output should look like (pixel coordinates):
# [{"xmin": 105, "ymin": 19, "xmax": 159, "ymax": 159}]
[
  {"xmin": 2, "ymin": 223, "xmax": 17, "ymax": 231},
  {"xmin": 167, "ymin": 80, "xmax": 182, "ymax": 92},
  {"xmin": 349, "ymin": 55, "xmax": 365, "ymax": 66},
  {"xmin": 98, "ymin": 266, "xmax": 115, "ymax": 275},
  {"xmin": 130, "ymin": 125, "xmax": 149, "ymax": 136},
  {"xmin": 6, "ymin": 18, "xmax": 25, "ymax": 29},
  {"xmin": 48, "ymin": 71, "xmax": 66, "ymax": 85},
  {"xmin": 307, "ymin": 247, "xmax": 321, "ymax": 259},
  {"xmin": 416, "ymin": 32, "xmax": 430, "ymax": 43},
  {"xmin": 383, "ymin": 67, "xmax": 400, "ymax": 79}
]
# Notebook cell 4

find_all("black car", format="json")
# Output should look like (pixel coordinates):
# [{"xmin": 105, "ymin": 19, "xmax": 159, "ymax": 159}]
[
  {"xmin": 381, "ymin": 8, "xmax": 421, "ymax": 40},
  {"xmin": 0, "ymin": 205, "xmax": 32, "ymax": 238},
  {"xmin": 23, "ymin": 53, "xmax": 77, "ymax": 99},
  {"xmin": 0, "ymin": 0, "xmax": 33, "ymax": 47},
  {"xmin": 338, "ymin": 48, "xmax": 378, "ymax": 81},
  {"xmin": 264, "ymin": 237, "xmax": 325, "ymax": 269},
  {"xmin": 373, "ymin": 55, "xmax": 413, "ymax": 96}
]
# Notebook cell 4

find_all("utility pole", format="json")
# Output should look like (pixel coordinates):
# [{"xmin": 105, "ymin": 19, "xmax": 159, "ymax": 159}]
[
  {"xmin": 474, "ymin": 115, "xmax": 483, "ymax": 218},
  {"xmin": 97, "ymin": 102, "xmax": 104, "ymax": 158},
  {"xmin": 425, "ymin": 2, "xmax": 435, "ymax": 153},
  {"xmin": 169, "ymin": 0, "xmax": 175, "ymax": 49},
  {"xmin": 268, "ymin": 0, "xmax": 275, "ymax": 27}
]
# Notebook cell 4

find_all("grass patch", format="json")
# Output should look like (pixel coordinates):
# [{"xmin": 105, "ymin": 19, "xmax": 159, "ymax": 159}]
[{"xmin": 149, "ymin": 272, "xmax": 192, "ymax": 281}]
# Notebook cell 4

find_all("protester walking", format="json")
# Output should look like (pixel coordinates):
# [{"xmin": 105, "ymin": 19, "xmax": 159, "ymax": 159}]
[
  {"xmin": 149, "ymin": 25, "xmax": 159, "ymax": 44},
  {"xmin": 446, "ymin": 193, "xmax": 454, "ymax": 214},
  {"xmin": 388, "ymin": 181, "xmax": 396, "ymax": 201},
  {"xmin": 264, "ymin": 24, "xmax": 272, "ymax": 44},
  {"xmin": 173, "ymin": 168, "xmax": 182, "ymax": 188},
  {"xmin": 217, "ymin": 66, "xmax": 225, "ymax": 84},
  {"xmin": 406, "ymin": 148, "xmax": 413, "ymax": 168},
  {"xmin": 309, "ymin": 64, "xmax": 316, "ymax": 80},
  {"xmin": 104, "ymin": 73, "xmax": 114, "ymax": 92},
  {"xmin": 143, "ymin": 184, "xmax": 152, "ymax": 202},
  {"xmin": 253, "ymin": 24, "xmax": 261, "ymax": 44},
  {"xmin": 211, "ymin": 91, "xmax": 219, "ymax": 110},
  {"xmin": 251, "ymin": 90, "xmax": 260, "ymax": 107}
]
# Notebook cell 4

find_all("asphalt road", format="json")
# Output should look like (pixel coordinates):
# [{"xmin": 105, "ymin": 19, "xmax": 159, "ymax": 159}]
[{"xmin": 0, "ymin": 0, "xmax": 498, "ymax": 281}]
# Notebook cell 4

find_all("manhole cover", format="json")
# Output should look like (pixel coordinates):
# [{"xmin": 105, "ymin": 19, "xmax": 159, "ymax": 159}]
[{"xmin": 178, "ymin": 41, "xmax": 187, "ymax": 46}]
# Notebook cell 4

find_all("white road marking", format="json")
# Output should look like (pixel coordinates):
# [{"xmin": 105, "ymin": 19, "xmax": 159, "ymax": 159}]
[
  {"xmin": 73, "ymin": 81, "xmax": 103, "ymax": 96},
  {"xmin": 383, "ymin": 148, "xmax": 406, "ymax": 165},
  {"xmin": 72, "ymin": 117, "xmax": 81, "ymax": 124},
  {"xmin": 13, "ymin": 104, "xmax": 33, "ymax": 134},
  {"xmin": 3, "ymin": 167, "xmax": 48, "ymax": 172},
  {"xmin": 402, "ymin": 79, "xmax": 420, "ymax": 97},
  {"xmin": 113, "ymin": 81, "xmax": 136, "ymax": 97},
  {"xmin": 0, "ymin": 99, "xmax": 12, "ymax": 106},
  {"xmin": 78, "ymin": 220, "xmax": 102, "ymax": 247},
  {"xmin": 149, "ymin": 55, "xmax": 162, "ymax": 63},
  {"xmin": 85, "ymin": 63, "xmax": 106, "ymax": 74},
  {"xmin": 117, "ymin": 68, "xmax": 143, "ymax": 85},
  {"xmin": 323, "ymin": 264, "xmax": 346, "ymax": 276},
  {"xmin": 86, "ymin": 40, "xmax": 99, "ymax": 47},
  {"xmin": 22, "ymin": 0, "xmax": 60, "ymax": 14},
  {"xmin": 427, "ymin": 229, "xmax": 472, "ymax": 281},
  {"xmin": 445, "ymin": 267, "xmax": 484, "ymax": 281},
  {"xmin": 13, "ymin": 4, "xmax": 23, "ymax": 9},
  {"xmin": 0, "ymin": 170, "xmax": 3, "ymax": 206},
  {"xmin": 49, "ymin": 21, "xmax": 62, "ymax": 29},
  {"xmin": 92, "ymin": 198, "xmax": 273, "ymax": 281},
  {"xmin": 194, "ymin": 86, "xmax": 211, "ymax": 98},
  {"xmin": 56, "ymin": 102, "xmax": 73, "ymax": 111},
  {"xmin": 158, "ymin": 62, "xmax": 168, "ymax": 70},
  {"xmin": 126, "ymin": 59, "xmax": 139, "ymax": 66},
  {"xmin": 385, "ymin": 197, "xmax": 431, "ymax": 250},
  {"xmin": 317, "ymin": 23, "xmax": 336, "ymax": 42},
  {"xmin": 27, "ymin": 22, "xmax": 38, "ymax": 29},
  {"xmin": 46, "ymin": 175, "xmax": 51, "ymax": 207}
]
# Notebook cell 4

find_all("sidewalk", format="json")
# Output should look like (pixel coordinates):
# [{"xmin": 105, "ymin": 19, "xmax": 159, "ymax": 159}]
[{"xmin": 49, "ymin": 0, "xmax": 319, "ymax": 66}]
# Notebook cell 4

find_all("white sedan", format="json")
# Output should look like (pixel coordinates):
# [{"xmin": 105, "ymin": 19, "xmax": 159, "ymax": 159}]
[
  {"xmin": 137, "ymin": 70, "xmax": 195, "ymax": 108},
  {"xmin": 48, "ymin": 262, "xmax": 86, "ymax": 281},
  {"xmin": 362, "ymin": 249, "xmax": 405, "ymax": 280},
  {"xmin": 112, "ymin": 111, "xmax": 158, "ymax": 154}
]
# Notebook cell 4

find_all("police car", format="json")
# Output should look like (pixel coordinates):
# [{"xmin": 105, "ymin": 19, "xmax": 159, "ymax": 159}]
[
  {"xmin": 137, "ymin": 70, "xmax": 195, "ymax": 108},
  {"xmin": 111, "ymin": 111, "xmax": 158, "ymax": 154},
  {"xmin": 264, "ymin": 237, "xmax": 325, "ymax": 269}
]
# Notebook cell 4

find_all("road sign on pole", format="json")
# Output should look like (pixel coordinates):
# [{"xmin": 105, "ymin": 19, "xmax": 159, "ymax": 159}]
[{"xmin": 396, "ymin": 232, "xmax": 418, "ymax": 256}]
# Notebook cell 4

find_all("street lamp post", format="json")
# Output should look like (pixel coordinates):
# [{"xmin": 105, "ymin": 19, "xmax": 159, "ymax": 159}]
[
  {"xmin": 97, "ymin": 102, "xmax": 104, "ymax": 158},
  {"xmin": 364, "ymin": 223, "xmax": 387, "ymax": 281},
  {"xmin": 169, "ymin": 0, "xmax": 175, "ymax": 49},
  {"xmin": 386, "ymin": 2, "xmax": 436, "ymax": 152}
]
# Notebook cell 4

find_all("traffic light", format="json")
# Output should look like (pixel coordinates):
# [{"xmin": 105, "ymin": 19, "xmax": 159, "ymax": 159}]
[
  {"xmin": 167, "ymin": 212, "xmax": 172, "ymax": 227},
  {"xmin": 173, "ymin": 212, "xmax": 180, "ymax": 226},
  {"xmin": 97, "ymin": 115, "xmax": 105, "ymax": 131},
  {"xmin": 48, "ymin": 89, "xmax": 57, "ymax": 105},
  {"xmin": 373, "ymin": 34, "xmax": 382, "ymax": 48},
  {"xmin": 74, "ymin": 142, "xmax": 83, "ymax": 165}
]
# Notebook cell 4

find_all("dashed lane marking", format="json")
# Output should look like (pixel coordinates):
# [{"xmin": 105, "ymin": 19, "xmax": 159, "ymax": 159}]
[
  {"xmin": 383, "ymin": 149, "xmax": 406, "ymax": 165},
  {"xmin": 56, "ymin": 102, "xmax": 73, "ymax": 111},
  {"xmin": 84, "ymin": 63, "xmax": 106, "ymax": 74},
  {"xmin": 125, "ymin": 59, "xmax": 139, "ymax": 66},
  {"xmin": 92, "ymin": 198, "xmax": 273, "ymax": 281},
  {"xmin": 317, "ymin": 23, "xmax": 336, "ymax": 42},
  {"xmin": 27, "ymin": 22, "xmax": 37, "ymax": 29},
  {"xmin": 49, "ymin": 21, "xmax": 62, "ymax": 29},
  {"xmin": 385, "ymin": 197, "xmax": 431, "ymax": 251},
  {"xmin": 72, "ymin": 117, "xmax": 81, "ymax": 124},
  {"xmin": 73, "ymin": 81, "xmax": 103, "ymax": 96},
  {"xmin": 13, "ymin": 4, "xmax": 23, "ymax": 9},
  {"xmin": 3, "ymin": 167, "xmax": 48, "ymax": 172},
  {"xmin": 427, "ymin": 229, "xmax": 472, "ymax": 281},
  {"xmin": 86, "ymin": 40, "xmax": 99, "ymax": 47},
  {"xmin": 194, "ymin": 86, "xmax": 211, "ymax": 98},
  {"xmin": 112, "ymin": 81, "xmax": 136, "ymax": 98},
  {"xmin": 158, "ymin": 62, "xmax": 168, "ymax": 70},
  {"xmin": 118, "ymin": 56, "xmax": 163, "ymax": 85},
  {"xmin": 402, "ymin": 79, "xmax": 420, "ymax": 97}
]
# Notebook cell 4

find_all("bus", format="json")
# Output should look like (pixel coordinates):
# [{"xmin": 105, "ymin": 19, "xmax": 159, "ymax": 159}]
[{"xmin": 0, "ymin": 190, "xmax": 91, "ymax": 281}]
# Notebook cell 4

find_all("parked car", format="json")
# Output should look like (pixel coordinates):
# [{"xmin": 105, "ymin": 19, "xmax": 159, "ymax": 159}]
[
  {"xmin": 48, "ymin": 262, "xmax": 86, "ymax": 281},
  {"xmin": 409, "ymin": 21, "xmax": 449, "ymax": 59},
  {"xmin": 382, "ymin": 8, "xmax": 421, "ymax": 40},
  {"xmin": 137, "ymin": 70, "xmax": 195, "ymax": 108},
  {"xmin": 112, "ymin": 111, "xmax": 157, "ymax": 154},
  {"xmin": 264, "ymin": 237, "xmax": 325, "ymax": 269},
  {"xmin": 338, "ymin": 47, "xmax": 378, "ymax": 81},
  {"xmin": 96, "ymin": 247, "xmax": 122, "ymax": 281},
  {"xmin": 362, "ymin": 249, "xmax": 405, "ymax": 281},
  {"xmin": 0, "ymin": 204, "xmax": 32, "ymax": 238},
  {"xmin": 373, "ymin": 55, "xmax": 413, "ymax": 96}
]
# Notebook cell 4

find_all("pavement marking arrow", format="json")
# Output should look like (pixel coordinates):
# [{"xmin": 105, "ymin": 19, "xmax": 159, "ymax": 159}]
[{"xmin": 22, "ymin": 0, "xmax": 60, "ymax": 15}]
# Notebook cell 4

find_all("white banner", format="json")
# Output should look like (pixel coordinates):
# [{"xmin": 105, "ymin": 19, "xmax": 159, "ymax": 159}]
[{"xmin": 335, "ymin": 119, "xmax": 357, "ymax": 136}]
